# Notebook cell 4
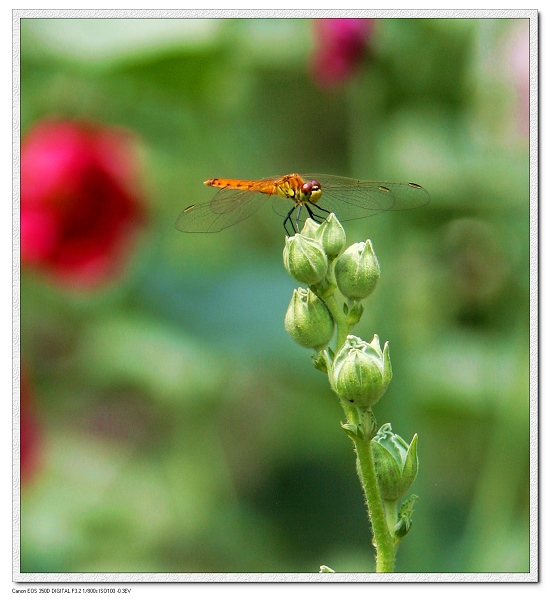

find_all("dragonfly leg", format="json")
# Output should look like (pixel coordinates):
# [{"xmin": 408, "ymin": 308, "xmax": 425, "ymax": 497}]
[
  {"xmin": 283, "ymin": 203, "xmax": 328, "ymax": 235},
  {"xmin": 315, "ymin": 204, "xmax": 331, "ymax": 216},
  {"xmin": 283, "ymin": 206, "xmax": 298, "ymax": 236},
  {"xmin": 294, "ymin": 205, "xmax": 303, "ymax": 231},
  {"xmin": 305, "ymin": 203, "xmax": 329, "ymax": 224}
]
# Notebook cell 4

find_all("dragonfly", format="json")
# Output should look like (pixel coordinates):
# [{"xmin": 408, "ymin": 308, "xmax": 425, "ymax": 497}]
[{"xmin": 175, "ymin": 173, "xmax": 430, "ymax": 235}]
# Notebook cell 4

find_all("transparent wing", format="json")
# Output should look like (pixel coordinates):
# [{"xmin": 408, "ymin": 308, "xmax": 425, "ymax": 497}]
[
  {"xmin": 177, "ymin": 174, "xmax": 430, "ymax": 232},
  {"xmin": 175, "ymin": 186, "xmax": 271, "ymax": 233},
  {"xmin": 275, "ymin": 174, "xmax": 430, "ymax": 222}
]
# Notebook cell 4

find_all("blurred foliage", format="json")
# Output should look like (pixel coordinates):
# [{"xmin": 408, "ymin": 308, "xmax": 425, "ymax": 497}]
[{"xmin": 19, "ymin": 17, "xmax": 531, "ymax": 574}]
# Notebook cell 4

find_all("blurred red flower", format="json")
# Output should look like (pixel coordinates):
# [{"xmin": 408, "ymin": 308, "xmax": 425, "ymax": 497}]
[
  {"xmin": 20, "ymin": 119, "xmax": 145, "ymax": 287},
  {"xmin": 311, "ymin": 18, "xmax": 375, "ymax": 87},
  {"xmin": 20, "ymin": 371, "xmax": 41, "ymax": 483}
]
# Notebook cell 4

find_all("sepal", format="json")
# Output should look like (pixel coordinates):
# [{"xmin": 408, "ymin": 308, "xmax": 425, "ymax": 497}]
[
  {"xmin": 341, "ymin": 422, "xmax": 367, "ymax": 441},
  {"xmin": 312, "ymin": 350, "xmax": 330, "ymax": 373},
  {"xmin": 371, "ymin": 424, "xmax": 418, "ymax": 501},
  {"xmin": 393, "ymin": 494, "xmax": 418, "ymax": 541},
  {"xmin": 346, "ymin": 300, "xmax": 364, "ymax": 327}
]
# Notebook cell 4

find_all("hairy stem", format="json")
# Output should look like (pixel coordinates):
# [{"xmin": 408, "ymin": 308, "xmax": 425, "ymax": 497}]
[{"xmin": 354, "ymin": 435, "xmax": 396, "ymax": 573}]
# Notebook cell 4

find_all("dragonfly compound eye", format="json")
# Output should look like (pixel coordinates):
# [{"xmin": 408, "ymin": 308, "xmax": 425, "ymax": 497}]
[
  {"xmin": 302, "ymin": 181, "xmax": 313, "ymax": 194},
  {"xmin": 302, "ymin": 180, "xmax": 322, "ymax": 200}
]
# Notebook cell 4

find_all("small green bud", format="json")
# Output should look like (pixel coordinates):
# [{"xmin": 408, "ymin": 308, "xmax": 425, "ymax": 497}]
[
  {"xmin": 299, "ymin": 218, "xmax": 321, "ymax": 239},
  {"xmin": 328, "ymin": 334, "xmax": 392, "ymax": 408},
  {"xmin": 334, "ymin": 239, "xmax": 380, "ymax": 300},
  {"xmin": 371, "ymin": 424, "xmax": 418, "ymax": 502},
  {"xmin": 316, "ymin": 213, "xmax": 346, "ymax": 259},
  {"xmin": 312, "ymin": 350, "xmax": 330, "ymax": 373},
  {"xmin": 284, "ymin": 288, "xmax": 334, "ymax": 349},
  {"xmin": 319, "ymin": 565, "xmax": 335, "ymax": 573},
  {"xmin": 345, "ymin": 300, "xmax": 364, "ymax": 327},
  {"xmin": 341, "ymin": 421, "xmax": 367, "ymax": 441},
  {"xmin": 393, "ymin": 516, "xmax": 412, "ymax": 540},
  {"xmin": 394, "ymin": 494, "xmax": 418, "ymax": 540},
  {"xmin": 283, "ymin": 234, "xmax": 328, "ymax": 285}
]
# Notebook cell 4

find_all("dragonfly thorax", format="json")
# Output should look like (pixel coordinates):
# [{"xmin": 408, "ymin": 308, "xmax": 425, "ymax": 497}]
[{"xmin": 275, "ymin": 175, "xmax": 322, "ymax": 206}]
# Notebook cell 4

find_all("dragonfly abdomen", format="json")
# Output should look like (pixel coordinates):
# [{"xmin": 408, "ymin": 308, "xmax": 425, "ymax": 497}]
[{"xmin": 204, "ymin": 178, "xmax": 276, "ymax": 195}]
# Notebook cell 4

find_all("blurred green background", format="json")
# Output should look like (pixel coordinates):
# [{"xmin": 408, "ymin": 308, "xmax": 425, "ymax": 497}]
[{"xmin": 19, "ymin": 17, "xmax": 531, "ymax": 573}]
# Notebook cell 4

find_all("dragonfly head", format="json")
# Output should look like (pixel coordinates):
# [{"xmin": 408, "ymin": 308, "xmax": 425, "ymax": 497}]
[{"xmin": 301, "ymin": 180, "xmax": 322, "ymax": 205}]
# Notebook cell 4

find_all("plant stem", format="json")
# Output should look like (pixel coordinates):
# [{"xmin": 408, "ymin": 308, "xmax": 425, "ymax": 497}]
[
  {"xmin": 354, "ymin": 434, "xmax": 396, "ymax": 573},
  {"xmin": 384, "ymin": 499, "xmax": 398, "ymax": 533},
  {"xmin": 340, "ymin": 398, "xmax": 359, "ymax": 426},
  {"xmin": 315, "ymin": 249, "xmax": 398, "ymax": 572},
  {"xmin": 322, "ymin": 293, "xmax": 349, "ymax": 350}
]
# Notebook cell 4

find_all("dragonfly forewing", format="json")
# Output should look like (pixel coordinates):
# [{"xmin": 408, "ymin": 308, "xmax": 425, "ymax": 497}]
[
  {"xmin": 175, "ymin": 187, "xmax": 269, "ymax": 232},
  {"xmin": 300, "ymin": 174, "xmax": 430, "ymax": 222}
]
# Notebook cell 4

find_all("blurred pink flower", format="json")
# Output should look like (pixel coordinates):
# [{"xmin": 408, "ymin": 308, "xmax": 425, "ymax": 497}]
[
  {"xmin": 20, "ymin": 119, "xmax": 145, "ymax": 287},
  {"xmin": 504, "ymin": 22, "xmax": 530, "ymax": 137},
  {"xmin": 311, "ymin": 18, "xmax": 375, "ymax": 87}
]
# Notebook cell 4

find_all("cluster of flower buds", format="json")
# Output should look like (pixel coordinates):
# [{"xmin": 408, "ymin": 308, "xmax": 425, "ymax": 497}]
[
  {"xmin": 283, "ymin": 213, "xmax": 382, "ymax": 339},
  {"xmin": 283, "ymin": 215, "xmax": 346, "ymax": 349},
  {"xmin": 283, "ymin": 213, "xmax": 389, "ymax": 412},
  {"xmin": 283, "ymin": 214, "xmax": 381, "ymax": 301},
  {"xmin": 283, "ymin": 213, "xmax": 418, "ymax": 511},
  {"xmin": 283, "ymin": 214, "xmax": 346, "ymax": 286},
  {"xmin": 283, "ymin": 214, "xmax": 392, "ymax": 409}
]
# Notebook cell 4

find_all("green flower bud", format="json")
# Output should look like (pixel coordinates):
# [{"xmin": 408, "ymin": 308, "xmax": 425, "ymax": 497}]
[
  {"xmin": 316, "ymin": 213, "xmax": 346, "ymax": 259},
  {"xmin": 312, "ymin": 349, "xmax": 330, "ymax": 373},
  {"xmin": 334, "ymin": 239, "xmax": 380, "ymax": 300},
  {"xmin": 284, "ymin": 288, "xmax": 334, "ymax": 349},
  {"xmin": 283, "ymin": 234, "xmax": 328, "ymax": 285},
  {"xmin": 394, "ymin": 494, "xmax": 418, "ymax": 540},
  {"xmin": 319, "ymin": 565, "xmax": 335, "ymax": 573},
  {"xmin": 299, "ymin": 218, "xmax": 321, "ymax": 239},
  {"xmin": 371, "ymin": 423, "xmax": 418, "ymax": 502},
  {"xmin": 328, "ymin": 334, "xmax": 392, "ymax": 408}
]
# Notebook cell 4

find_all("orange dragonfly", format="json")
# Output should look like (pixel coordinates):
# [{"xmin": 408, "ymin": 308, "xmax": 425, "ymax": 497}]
[{"xmin": 175, "ymin": 173, "xmax": 429, "ymax": 235}]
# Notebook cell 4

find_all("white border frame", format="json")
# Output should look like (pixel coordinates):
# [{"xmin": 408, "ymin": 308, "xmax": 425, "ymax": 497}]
[{"xmin": 12, "ymin": 8, "xmax": 538, "ymax": 584}]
